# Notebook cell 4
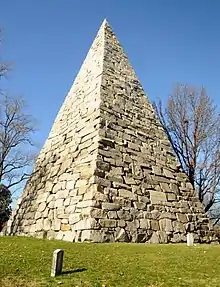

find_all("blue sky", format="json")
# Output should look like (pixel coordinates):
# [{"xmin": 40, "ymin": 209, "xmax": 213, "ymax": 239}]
[{"xmin": 1, "ymin": 0, "xmax": 220, "ymax": 152}]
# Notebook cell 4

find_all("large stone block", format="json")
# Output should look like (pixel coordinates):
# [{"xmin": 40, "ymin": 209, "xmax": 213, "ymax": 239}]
[
  {"xmin": 54, "ymin": 219, "xmax": 61, "ymax": 231},
  {"xmin": 150, "ymin": 191, "xmax": 167, "ymax": 204},
  {"xmin": 102, "ymin": 203, "xmax": 120, "ymax": 210},
  {"xmin": 100, "ymin": 219, "xmax": 117, "ymax": 228},
  {"xmin": 61, "ymin": 224, "xmax": 71, "ymax": 231},
  {"xmin": 159, "ymin": 219, "xmax": 173, "ymax": 233},
  {"xmin": 72, "ymin": 218, "xmax": 99, "ymax": 230},
  {"xmin": 38, "ymin": 202, "xmax": 47, "ymax": 212},
  {"xmin": 37, "ymin": 192, "xmax": 49, "ymax": 204},
  {"xmin": 115, "ymin": 229, "xmax": 129, "ymax": 242},
  {"xmin": 36, "ymin": 218, "xmax": 44, "ymax": 231},
  {"xmin": 139, "ymin": 219, "xmax": 150, "ymax": 229},
  {"xmin": 69, "ymin": 213, "xmax": 82, "ymax": 225},
  {"xmin": 63, "ymin": 231, "xmax": 75, "ymax": 242},
  {"xmin": 55, "ymin": 199, "xmax": 64, "ymax": 208},
  {"xmin": 177, "ymin": 213, "xmax": 188, "ymax": 223},
  {"xmin": 43, "ymin": 218, "xmax": 51, "ymax": 231}
]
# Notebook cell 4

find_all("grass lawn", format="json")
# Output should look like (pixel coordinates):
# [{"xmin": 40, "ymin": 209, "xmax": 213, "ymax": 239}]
[{"xmin": 0, "ymin": 236, "xmax": 220, "ymax": 287}]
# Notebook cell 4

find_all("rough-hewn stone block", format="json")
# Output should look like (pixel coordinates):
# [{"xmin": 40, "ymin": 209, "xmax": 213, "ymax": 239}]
[
  {"xmin": 150, "ymin": 191, "xmax": 167, "ymax": 204},
  {"xmin": 102, "ymin": 203, "xmax": 120, "ymax": 210},
  {"xmin": 100, "ymin": 219, "xmax": 117, "ymax": 228}
]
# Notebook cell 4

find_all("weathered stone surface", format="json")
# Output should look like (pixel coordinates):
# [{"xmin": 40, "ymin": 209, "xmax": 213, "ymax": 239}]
[
  {"xmin": 119, "ymin": 189, "xmax": 137, "ymax": 200},
  {"xmin": 66, "ymin": 180, "xmax": 76, "ymax": 190},
  {"xmin": 43, "ymin": 218, "xmax": 51, "ymax": 231},
  {"xmin": 5, "ymin": 20, "xmax": 216, "ymax": 245},
  {"xmin": 187, "ymin": 233, "xmax": 194, "ymax": 246},
  {"xmin": 38, "ymin": 202, "xmax": 47, "ymax": 212},
  {"xmin": 57, "ymin": 213, "xmax": 69, "ymax": 219},
  {"xmin": 118, "ymin": 220, "xmax": 126, "ymax": 227},
  {"xmin": 90, "ymin": 208, "xmax": 106, "ymax": 218},
  {"xmin": 167, "ymin": 193, "xmax": 177, "ymax": 201},
  {"xmin": 81, "ymin": 230, "xmax": 106, "ymax": 242},
  {"xmin": 117, "ymin": 210, "xmax": 132, "ymax": 221},
  {"xmin": 56, "ymin": 231, "xmax": 64, "ymax": 240},
  {"xmin": 126, "ymin": 220, "xmax": 139, "ymax": 232},
  {"xmin": 45, "ymin": 181, "xmax": 54, "ymax": 192},
  {"xmin": 37, "ymin": 192, "xmax": 49, "ymax": 203},
  {"xmin": 100, "ymin": 219, "xmax": 117, "ymax": 228},
  {"xmin": 133, "ymin": 202, "xmax": 146, "ymax": 210},
  {"xmin": 124, "ymin": 177, "xmax": 136, "ymax": 185},
  {"xmin": 47, "ymin": 230, "xmax": 56, "ymax": 240},
  {"xmin": 65, "ymin": 204, "xmax": 76, "ymax": 214},
  {"xmin": 51, "ymin": 249, "xmax": 64, "ymax": 277},
  {"xmin": 76, "ymin": 200, "xmax": 99, "ymax": 209},
  {"xmin": 64, "ymin": 197, "xmax": 71, "ymax": 206},
  {"xmin": 158, "ymin": 231, "xmax": 168, "ymax": 243},
  {"xmin": 36, "ymin": 218, "xmax": 44, "ymax": 231},
  {"xmin": 102, "ymin": 203, "xmax": 120, "ymax": 210},
  {"xmin": 173, "ymin": 221, "xmax": 185, "ymax": 233},
  {"xmin": 177, "ymin": 213, "xmax": 188, "ymax": 223},
  {"xmin": 55, "ymin": 190, "xmax": 69, "ymax": 199},
  {"xmin": 48, "ymin": 201, "xmax": 55, "ymax": 209},
  {"xmin": 139, "ymin": 219, "xmax": 150, "ymax": 229},
  {"xmin": 151, "ymin": 210, "xmax": 160, "ymax": 220},
  {"xmin": 150, "ymin": 232, "xmax": 160, "ymax": 243},
  {"xmin": 54, "ymin": 219, "xmax": 61, "ymax": 231},
  {"xmin": 151, "ymin": 220, "xmax": 160, "ymax": 231},
  {"xmin": 61, "ymin": 224, "xmax": 71, "ymax": 231},
  {"xmin": 72, "ymin": 218, "xmax": 99, "ymax": 230},
  {"xmin": 63, "ymin": 231, "xmax": 75, "ymax": 242},
  {"xmin": 159, "ymin": 219, "xmax": 173, "ymax": 233},
  {"xmin": 150, "ymin": 191, "xmax": 167, "ymax": 204},
  {"xmin": 108, "ymin": 211, "xmax": 118, "ymax": 219},
  {"xmin": 115, "ymin": 229, "xmax": 129, "ymax": 242},
  {"xmin": 69, "ymin": 213, "xmax": 82, "ymax": 225},
  {"xmin": 55, "ymin": 199, "xmax": 64, "ymax": 208}
]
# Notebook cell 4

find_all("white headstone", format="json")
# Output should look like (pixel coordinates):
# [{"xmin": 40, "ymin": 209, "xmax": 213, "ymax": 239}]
[
  {"xmin": 187, "ymin": 233, "xmax": 194, "ymax": 246},
  {"xmin": 51, "ymin": 249, "xmax": 64, "ymax": 277}
]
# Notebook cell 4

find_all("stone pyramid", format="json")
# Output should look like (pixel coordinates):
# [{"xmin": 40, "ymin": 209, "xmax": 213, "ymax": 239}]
[{"xmin": 5, "ymin": 20, "xmax": 216, "ymax": 243}]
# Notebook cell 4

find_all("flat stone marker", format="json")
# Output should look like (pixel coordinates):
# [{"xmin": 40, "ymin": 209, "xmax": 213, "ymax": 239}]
[
  {"xmin": 51, "ymin": 249, "xmax": 64, "ymax": 277},
  {"xmin": 187, "ymin": 233, "xmax": 194, "ymax": 246}
]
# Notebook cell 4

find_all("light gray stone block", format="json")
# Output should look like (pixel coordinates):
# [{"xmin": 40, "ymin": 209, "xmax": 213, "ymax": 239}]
[
  {"xmin": 51, "ymin": 249, "xmax": 64, "ymax": 277},
  {"xmin": 102, "ymin": 203, "xmax": 120, "ymax": 210},
  {"xmin": 150, "ymin": 191, "xmax": 167, "ymax": 204},
  {"xmin": 187, "ymin": 233, "xmax": 194, "ymax": 246}
]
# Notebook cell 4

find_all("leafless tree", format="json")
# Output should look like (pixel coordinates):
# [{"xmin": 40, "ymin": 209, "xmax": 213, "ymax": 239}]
[
  {"xmin": 154, "ymin": 84, "xmax": 220, "ymax": 223},
  {"xmin": 0, "ymin": 95, "xmax": 36, "ymax": 190},
  {"xmin": 0, "ymin": 62, "xmax": 8, "ymax": 79},
  {"xmin": 0, "ymin": 30, "xmax": 36, "ymax": 192},
  {"xmin": 0, "ymin": 29, "xmax": 10, "ymax": 81}
]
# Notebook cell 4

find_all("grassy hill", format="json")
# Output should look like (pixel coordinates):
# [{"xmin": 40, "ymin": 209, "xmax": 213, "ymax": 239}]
[{"xmin": 0, "ymin": 236, "xmax": 220, "ymax": 287}]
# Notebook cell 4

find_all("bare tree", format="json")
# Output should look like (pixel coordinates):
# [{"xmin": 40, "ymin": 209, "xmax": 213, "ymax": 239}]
[
  {"xmin": 0, "ymin": 62, "xmax": 8, "ymax": 79},
  {"xmin": 154, "ymin": 84, "xmax": 220, "ymax": 222},
  {"xmin": 0, "ymin": 29, "xmax": 10, "ymax": 81},
  {"xmin": 0, "ymin": 30, "xmax": 36, "ymax": 192},
  {"xmin": 0, "ymin": 95, "xmax": 36, "ymax": 189}
]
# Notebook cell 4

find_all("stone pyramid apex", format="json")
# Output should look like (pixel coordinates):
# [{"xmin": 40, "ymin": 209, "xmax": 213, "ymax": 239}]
[
  {"xmin": 101, "ymin": 18, "xmax": 109, "ymax": 27},
  {"xmin": 5, "ymin": 21, "xmax": 216, "ymax": 244}
]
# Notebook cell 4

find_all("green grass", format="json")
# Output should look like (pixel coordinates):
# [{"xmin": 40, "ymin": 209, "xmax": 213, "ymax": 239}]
[{"xmin": 0, "ymin": 237, "xmax": 220, "ymax": 287}]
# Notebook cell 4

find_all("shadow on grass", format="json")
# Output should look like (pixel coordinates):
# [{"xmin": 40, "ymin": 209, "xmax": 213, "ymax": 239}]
[{"xmin": 62, "ymin": 268, "xmax": 87, "ymax": 275}]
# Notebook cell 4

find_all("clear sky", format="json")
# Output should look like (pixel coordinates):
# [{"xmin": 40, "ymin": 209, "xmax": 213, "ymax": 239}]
[{"xmin": 1, "ymin": 0, "xmax": 220, "ymax": 152}]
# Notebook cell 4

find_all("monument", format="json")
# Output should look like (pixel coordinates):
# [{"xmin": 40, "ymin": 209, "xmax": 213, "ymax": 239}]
[{"xmin": 5, "ymin": 20, "xmax": 216, "ymax": 243}]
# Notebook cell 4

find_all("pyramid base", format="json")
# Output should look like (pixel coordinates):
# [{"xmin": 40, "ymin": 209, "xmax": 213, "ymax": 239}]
[{"xmin": 3, "ymin": 225, "xmax": 218, "ymax": 244}]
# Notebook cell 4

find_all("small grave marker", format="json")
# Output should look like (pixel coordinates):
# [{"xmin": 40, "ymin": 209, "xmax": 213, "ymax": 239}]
[
  {"xmin": 51, "ymin": 249, "xmax": 64, "ymax": 277},
  {"xmin": 187, "ymin": 233, "xmax": 194, "ymax": 246}
]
